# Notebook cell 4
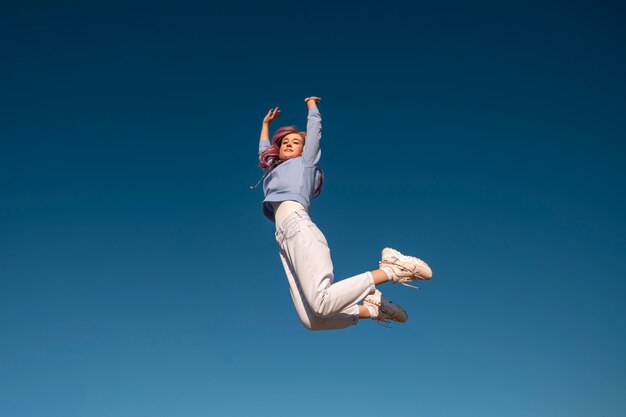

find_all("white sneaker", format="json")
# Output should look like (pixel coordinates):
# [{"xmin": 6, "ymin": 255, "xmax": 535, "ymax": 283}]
[
  {"xmin": 380, "ymin": 247, "xmax": 433, "ymax": 287},
  {"xmin": 363, "ymin": 289, "xmax": 408, "ymax": 326}
]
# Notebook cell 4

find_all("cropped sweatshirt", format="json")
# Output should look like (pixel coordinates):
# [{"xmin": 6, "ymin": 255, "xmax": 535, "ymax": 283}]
[{"xmin": 258, "ymin": 108, "xmax": 323, "ymax": 222}]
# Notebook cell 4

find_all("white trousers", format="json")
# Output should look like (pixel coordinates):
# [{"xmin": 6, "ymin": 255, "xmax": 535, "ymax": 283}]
[{"xmin": 275, "ymin": 209, "xmax": 375, "ymax": 330}]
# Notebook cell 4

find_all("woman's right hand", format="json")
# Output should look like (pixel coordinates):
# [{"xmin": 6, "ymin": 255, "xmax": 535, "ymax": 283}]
[{"xmin": 263, "ymin": 107, "xmax": 281, "ymax": 124}]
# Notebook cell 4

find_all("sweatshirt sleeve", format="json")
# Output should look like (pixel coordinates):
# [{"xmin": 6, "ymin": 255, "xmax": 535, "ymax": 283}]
[
  {"xmin": 259, "ymin": 139, "xmax": 270, "ymax": 157},
  {"xmin": 302, "ymin": 108, "xmax": 322, "ymax": 166}
]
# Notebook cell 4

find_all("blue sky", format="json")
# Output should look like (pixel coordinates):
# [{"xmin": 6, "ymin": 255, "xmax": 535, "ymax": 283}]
[{"xmin": 1, "ymin": 1, "xmax": 625, "ymax": 416}]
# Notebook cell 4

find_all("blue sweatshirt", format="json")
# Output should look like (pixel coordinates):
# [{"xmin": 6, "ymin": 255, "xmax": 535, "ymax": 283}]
[{"xmin": 259, "ymin": 108, "xmax": 323, "ymax": 222}]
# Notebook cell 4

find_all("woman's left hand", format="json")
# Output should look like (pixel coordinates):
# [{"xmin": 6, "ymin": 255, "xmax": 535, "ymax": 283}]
[{"xmin": 304, "ymin": 97, "xmax": 321, "ymax": 105}]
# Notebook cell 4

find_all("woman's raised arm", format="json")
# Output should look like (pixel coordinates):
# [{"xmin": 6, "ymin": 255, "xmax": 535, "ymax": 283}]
[
  {"xmin": 303, "ymin": 97, "xmax": 322, "ymax": 166},
  {"xmin": 259, "ymin": 107, "xmax": 280, "ymax": 157},
  {"xmin": 260, "ymin": 107, "xmax": 280, "ymax": 142}
]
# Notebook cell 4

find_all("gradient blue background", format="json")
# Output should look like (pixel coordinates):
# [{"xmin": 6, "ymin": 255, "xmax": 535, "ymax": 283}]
[{"xmin": 2, "ymin": 1, "xmax": 625, "ymax": 416}]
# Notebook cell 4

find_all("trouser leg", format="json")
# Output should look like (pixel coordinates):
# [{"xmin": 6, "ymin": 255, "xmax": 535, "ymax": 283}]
[
  {"xmin": 278, "ymin": 251, "xmax": 360, "ymax": 330},
  {"xmin": 276, "ymin": 211, "xmax": 375, "ymax": 329}
]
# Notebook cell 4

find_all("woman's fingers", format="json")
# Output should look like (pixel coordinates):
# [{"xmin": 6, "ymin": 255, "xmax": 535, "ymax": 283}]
[{"xmin": 265, "ymin": 107, "xmax": 280, "ymax": 121}]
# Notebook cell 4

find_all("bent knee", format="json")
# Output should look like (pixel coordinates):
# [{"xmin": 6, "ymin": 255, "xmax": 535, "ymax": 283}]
[
  {"xmin": 311, "ymin": 296, "xmax": 336, "ymax": 318},
  {"xmin": 312, "ymin": 303, "xmax": 336, "ymax": 318},
  {"xmin": 299, "ymin": 316, "xmax": 325, "ymax": 331}
]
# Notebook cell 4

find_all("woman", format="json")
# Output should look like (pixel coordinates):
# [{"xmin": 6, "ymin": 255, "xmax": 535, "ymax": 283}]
[{"xmin": 257, "ymin": 97, "xmax": 432, "ymax": 330}]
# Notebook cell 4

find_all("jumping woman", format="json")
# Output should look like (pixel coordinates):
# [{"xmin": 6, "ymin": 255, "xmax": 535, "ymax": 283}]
[{"xmin": 256, "ymin": 96, "xmax": 433, "ymax": 330}]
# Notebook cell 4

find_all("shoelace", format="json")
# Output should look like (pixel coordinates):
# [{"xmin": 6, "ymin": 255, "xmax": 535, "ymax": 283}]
[
  {"xmin": 399, "ymin": 281, "xmax": 420, "ymax": 290},
  {"xmin": 375, "ymin": 318, "xmax": 392, "ymax": 328},
  {"xmin": 379, "ymin": 261, "xmax": 422, "ymax": 290},
  {"xmin": 367, "ymin": 299, "xmax": 397, "ymax": 328}
]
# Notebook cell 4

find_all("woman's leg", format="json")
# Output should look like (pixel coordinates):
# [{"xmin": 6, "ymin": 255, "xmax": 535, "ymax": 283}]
[
  {"xmin": 358, "ymin": 305, "xmax": 372, "ymax": 318},
  {"xmin": 371, "ymin": 269, "xmax": 391, "ymax": 285},
  {"xmin": 278, "ymin": 249, "xmax": 362, "ymax": 330},
  {"xmin": 277, "ymin": 211, "xmax": 379, "ymax": 322}
]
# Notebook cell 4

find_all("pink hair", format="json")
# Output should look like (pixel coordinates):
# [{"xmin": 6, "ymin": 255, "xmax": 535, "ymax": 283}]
[
  {"xmin": 259, "ymin": 126, "xmax": 304, "ymax": 169},
  {"xmin": 258, "ymin": 126, "xmax": 324, "ymax": 198}
]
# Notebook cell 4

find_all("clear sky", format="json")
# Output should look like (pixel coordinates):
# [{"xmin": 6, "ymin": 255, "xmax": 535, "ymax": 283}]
[{"xmin": 1, "ymin": 1, "xmax": 625, "ymax": 416}]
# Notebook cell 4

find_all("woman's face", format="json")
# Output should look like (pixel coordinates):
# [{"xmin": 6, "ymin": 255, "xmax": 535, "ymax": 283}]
[{"xmin": 279, "ymin": 133, "xmax": 304, "ymax": 160}]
